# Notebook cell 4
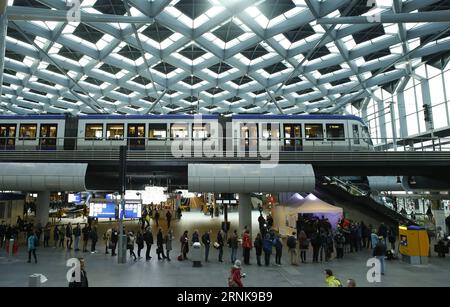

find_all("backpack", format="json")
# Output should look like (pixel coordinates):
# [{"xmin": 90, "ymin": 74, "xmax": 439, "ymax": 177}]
[{"xmin": 287, "ymin": 236, "xmax": 296, "ymax": 249}]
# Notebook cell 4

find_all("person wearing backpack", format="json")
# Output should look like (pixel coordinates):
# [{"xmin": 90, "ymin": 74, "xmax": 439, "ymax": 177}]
[
  {"xmin": 298, "ymin": 230, "xmax": 309, "ymax": 263},
  {"xmin": 254, "ymin": 233, "xmax": 263, "ymax": 266},
  {"xmin": 202, "ymin": 230, "xmax": 211, "ymax": 262},
  {"xmin": 287, "ymin": 232, "xmax": 297, "ymax": 265},
  {"xmin": 324, "ymin": 269, "xmax": 342, "ymax": 287},
  {"xmin": 27, "ymin": 230, "xmax": 38, "ymax": 263},
  {"xmin": 242, "ymin": 229, "xmax": 252, "ymax": 265},
  {"xmin": 273, "ymin": 234, "xmax": 283, "ymax": 266}
]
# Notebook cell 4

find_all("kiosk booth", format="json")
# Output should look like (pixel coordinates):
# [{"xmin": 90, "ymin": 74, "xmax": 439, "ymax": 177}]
[{"xmin": 399, "ymin": 225, "xmax": 429, "ymax": 265}]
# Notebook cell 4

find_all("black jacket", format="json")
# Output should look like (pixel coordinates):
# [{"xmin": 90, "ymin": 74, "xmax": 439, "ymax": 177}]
[
  {"xmin": 254, "ymin": 237, "xmax": 263, "ymax": 255},
  {"xmin": 217, "ymin": 232, "xmax": 224, "ymax": 247},
  {"xmin": 202, "ymin": 233, "xmax": 210, "ymax": 245},
  {"xmin": 68, "ymin": 270, "xmax": 88, "ymax": 287},
  {"xmin": 157, "ymin": 231, "xmax": 164, "ymax": 246},
  {"xmin": 143, "ymin": 230, "xmax": 154, "ymax": 244},
  {"xmin": 73, "ymin": 227, "xmax": 81, "ymax": 237}
]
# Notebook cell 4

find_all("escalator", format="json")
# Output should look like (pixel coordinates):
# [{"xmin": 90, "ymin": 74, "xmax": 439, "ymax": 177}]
[{"xmin": 315, "ymin": 177, "xmax": 417, "ymax": 226}]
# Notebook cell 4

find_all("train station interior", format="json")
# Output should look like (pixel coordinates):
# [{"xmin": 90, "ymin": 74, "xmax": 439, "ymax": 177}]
[{"xmin": 1, "ymin": 0, "xmax": 450, "ymax": 288}]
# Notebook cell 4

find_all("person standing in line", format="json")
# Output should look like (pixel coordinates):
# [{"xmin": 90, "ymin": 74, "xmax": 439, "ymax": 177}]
[
  {"xmin": 165, "ymin": 229, "xmax": 173, "ymax": 261},
  {"xmin": 254, "ymin": 233, "xmax": 263, "ymax": 266},
  {"xmin": 43, "ymin": 223, "xmax": 51, "ymax": 248},
  {"xmin": 263, "ymin": 233, "xmax": 273, "ymax": 266},
  {"xmin": 228, "ymin": 230, "xmax": 239, "ymax": 264},
  {"xmin": 371, "ymin": 229, "xmax": 379, "ymax": 251},
  {"xmin": 287, "ymin": 232, "xmax": 298, "ymax": 266},
  {"xmin": 27, "ymin": 230, "xmax": 38, "ymax": 264},
  {"xmin": 177, "ymin": 206, "xmax": 182, "ymax": 220},
  {"xmin": 58, "ymin": 225, "xmax": 65, "ymax": 248},
  {"xmin": 156, "ymin": 228, "xmax": 167, "ymax": 260},
  {"xmin": 103, "ymin": 228, "xmax": 111, "ymax": 254},
  {"xmin": 73, "ymin": 223, "xmax": 81, "ymax": 252},
  {"xmin": 136, "ymin": 230, "xmax": 144, "ymax": 259},
  {"xmin": 298, "ymin": 230, "xmax": 309, "ymax": 263},
  {"xmin": 53, "ymin": 225, "xmax": 59, "ymax": 248},
  {"xmin": 110, "ymin": 228, "xmax": 118, "ymax": 256},
  {"xmin": 319, "ymin": 230, "xmax": 328, "ymax": 262},
  {"xmin": 388, "ymin": 226, "xmax": 397, "ymax": 251},
  {"xmin": 180, "ymin": 230, "xmax": 189, "ymax": 260},
  {"xmin": 273, "ymin": 234, "xmax": 283, "ymax": 266},
  {"xmin": 154, "ymin": 210, "xmax": 160, "ymax": 227},
  {"xmin": 242, "ymin": 229, "xmax": 252, "ymax": 265},
  {"xmin": 66, "ymin": 222, "xmax": 73, "ymax": 250},
  {"xmin": 127, "ymin": 232, "xmax": 137, "ymax": 261},
  {"xmin": 0, "ymin": 221, "xmax": 5, "ymax": 248},
  {"xmin": 166, "ymin": 210, "xmax": 172, "ymax": 229},
  {"xmin": 82, "ymin": 224, "xmax": 90, "ymax": 252},
  {"xmin": 202, "ymin": 230, "xmax": 211, "ymax": 262},
  {"xmin": 192, "ymin": 229, "xmax": 200, "ymax": 244},
  {"xmin": 143, "ymin": 228, "xmax": 154, "ymax": 261},
  {"xmin": 334, "ymin": 228, "xmax": 345, "ymax": 259},
  {"xmin": 90, "ymin": 226, "xmax": 98, "ymax": 253},
  {"xmin": 217, "ymin": 229, "xmax": 224, "ymax": 262}
]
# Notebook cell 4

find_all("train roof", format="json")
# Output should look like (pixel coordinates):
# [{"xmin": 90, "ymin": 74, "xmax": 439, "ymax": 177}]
[
  {"xmin": 0, "ymin": 115, "xmax": 66, "ymax": 120},
  {"xmin": 231, "ymin": 114, "xmax": 366, "ymax": 125},
  {"xmin": 0, "ymin": 114, "xmax": 218, "ymax": 120}
]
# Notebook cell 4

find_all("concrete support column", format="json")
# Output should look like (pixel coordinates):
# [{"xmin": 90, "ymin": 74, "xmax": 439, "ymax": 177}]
[
  {"xmin": 36, "ymin": 191, "xmax": 50, "ymax": 227},
  {"xmin": 238, "ymin": 193, "xmax": 252, "ymax": 238}
]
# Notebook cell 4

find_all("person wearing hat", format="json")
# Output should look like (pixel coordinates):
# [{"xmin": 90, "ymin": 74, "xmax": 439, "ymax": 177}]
[{"xmin": 228, "ymin": 260, "xmax": 244, "ymax": 287}]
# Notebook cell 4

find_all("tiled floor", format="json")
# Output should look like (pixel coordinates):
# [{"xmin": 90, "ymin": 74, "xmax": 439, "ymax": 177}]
[{"xmin": 1, "ymin": 211, "xmax": 449, "ymax": 287}]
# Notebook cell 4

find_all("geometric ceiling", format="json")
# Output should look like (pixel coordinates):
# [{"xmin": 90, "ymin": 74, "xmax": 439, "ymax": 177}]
[{"xmin": 2, "ymin": 0, "xmax": 450, "ymax": 115}]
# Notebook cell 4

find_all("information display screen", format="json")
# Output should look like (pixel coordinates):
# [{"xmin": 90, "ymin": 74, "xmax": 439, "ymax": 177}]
[
  {"xmin": 68, "ymin": 193, "xmax": 82, "ymax": 204},
  {"xmin": 122, "ymin": 201, "xmax": 142, "ymax": 218},
  {"xmin": 89, "ymin": 202, "xmax": 116, "ymax": 218}
]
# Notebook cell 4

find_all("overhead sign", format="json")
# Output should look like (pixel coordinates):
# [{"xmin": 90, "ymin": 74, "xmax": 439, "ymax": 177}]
[{"xmin": 89, "ymin": 201, "xmax": 116, "ymax": 218}]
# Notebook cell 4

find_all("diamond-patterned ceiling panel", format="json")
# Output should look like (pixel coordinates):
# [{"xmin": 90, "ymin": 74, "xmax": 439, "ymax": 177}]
[{"xmin": 1, "ymin": 0, "xmax": 449, "ymax": 116}]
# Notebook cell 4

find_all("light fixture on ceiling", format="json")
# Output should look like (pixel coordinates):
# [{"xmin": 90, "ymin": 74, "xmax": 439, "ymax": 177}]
[
  {"xmin": 409, "ymin": 176, "xmax": 417, "ymax": 185},
  {"xmin": 396, "ymin": 176, "xmax": 401, "ymax": 184}
]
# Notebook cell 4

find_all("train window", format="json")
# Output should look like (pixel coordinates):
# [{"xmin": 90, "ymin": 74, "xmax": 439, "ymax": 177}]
[
  {"xmin": 149, "ymin": 124, "xmax": 167, "ymax": 140},
  {"xmin": 85, "ymin": 124, "xmax": 103, "ymax": 140},
  {"xmin": 352, "ymin": 125, "xmax": 360, "ymax": 145},
  {"xmin": 326, "ymin": 124, "xmax": 345, "ymax": 141},
  {"xmin": 19, "ymin": 124, "xmax": 37, "ymax": 140},
  {"xmin": 170, "ymin": 123, "xmax": 188, "ymax": 139},
  {"xmin": 362, "ymin": 126, "xmax": 373, "ymax": 145},
  {"xmin": 305, "ymin": 124, "xmax": 323, "ymax": 140},
  {"xmin": 262, "ymin": 123, "xmax": 280, "ymax": 139},
  {"xmin": 106, "ymin": 124, "xmax": 124, "ymax": 140},
  {"xmin": 192, "ymin": 123, "xmax": 210, "ymax": 139}
]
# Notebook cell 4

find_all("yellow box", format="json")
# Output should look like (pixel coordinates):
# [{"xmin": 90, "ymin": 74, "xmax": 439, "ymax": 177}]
[{"xmin": 399, "ymin": 225, "xmax": 429, "ymax": 257}]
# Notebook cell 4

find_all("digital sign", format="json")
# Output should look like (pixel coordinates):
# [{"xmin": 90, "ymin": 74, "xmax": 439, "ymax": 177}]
[
  {"xmin": 68, "ymin": 193, "xmax": 82, "ymax": 204},
  {"xmin": 89, "ymin": 202, "xmax": 116, "ymax": 218},
  {"xmin": 121, "ymin": 200, "xmax": 141, "ymax": 218}
]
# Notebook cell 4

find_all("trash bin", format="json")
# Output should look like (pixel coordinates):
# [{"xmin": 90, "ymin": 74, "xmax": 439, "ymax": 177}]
[
  {"xmin": 8, "ymin": 239, "xmax": 14, "ymax": 256},
  {"xmin": 28, "ymin": 274, "xmax": 47, "ymax": 287},
  {"xmin": 191, "ymin": 242, "xmax": 202, "ymax": 267}
]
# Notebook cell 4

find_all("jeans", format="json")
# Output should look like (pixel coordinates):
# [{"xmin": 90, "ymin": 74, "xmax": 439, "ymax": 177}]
[
  {"xmin": 312, "ymin": 246, "xmax": 319, "ymax": 262},
  {"xmin": 145, "ymin": 243, "xmax": 152, "ymax": 260},
  {"xmin": 319, "ymin": 246, "xmax": 326, "ymax": 261},
  {"xmin": 218, "ymin": 246, "xmax": 223, "ymax": 261},
  {"xmin": 256, "ymin": 253, "xmax": 262, "ymax": 266},
  {"xmin": 91, "ymin": 240, "xmax": 97, "ymax": 252},
  {"xmin": 300, "ymin": 250, "xmax": 307, "ymax": 263},
  {"xmin": 231, "ymin": 248, "xmax": 237, "ymax": 263},
  {"xmin": 243, "ymin": 248, "xmax": 250, "ymax": 264},
  {"xmin": 28, "ymin": 249, "xmax": 37, "ymax": 263},
  {"xmin": 275, "ymin": 249, "xmax": 282, "ymax": 264},
  {"xmin": 137, "ymin": 245, "xmax": 143, "ymax": 257},
  {"xmin": 66, "ymin": 237, "xmax": 73, "ymax": 249},
  {"xmin": 264, "ymin": 251, "xmax": 271, "ymax": 266},
  {"xmin": 83, "ymin": 239, "xmax": 88, "ymax": 252},
  {"xmin": 376, "ymin": 256, "xmax": 385, "ymax": 274},
  {"xmin": 43, "ymin": 236, "xmax": 49, "ymax": 248},
  {"xmin": 129, "ymin": 248, "xmax": 137, "ymax": 260},
  {"xmin": 74, "ymin": 236, "xmax": 80, "ymax": 250},
  {"xmin": 157, "ymin": 244, "xmax": 166, "ymax": 259},
  {"xmin": 289, "ymin": 248, "xmax": 297, "ymax": 265},
  {"xmin": 205, "ymin": 245, "xmax": 210, "ymax": 262},
  {"xmin": 111, "ymin": 242, "xmax": 117, "ymax": 255}
]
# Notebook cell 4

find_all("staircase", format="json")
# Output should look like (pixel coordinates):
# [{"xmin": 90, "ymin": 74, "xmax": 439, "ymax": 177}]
[{"xmin": 315, "ymin": 177, "xmax": 417, "ymax": 226}]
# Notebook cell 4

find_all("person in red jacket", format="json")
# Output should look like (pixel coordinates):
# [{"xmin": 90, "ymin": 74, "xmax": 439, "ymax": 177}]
[
  {"xmin": 228, "ymin": 260, "xmax": 244, "ymax": 287},
  {"xmin": 242, "ymin": 230, "xmax": 253, "ymax": 265}
]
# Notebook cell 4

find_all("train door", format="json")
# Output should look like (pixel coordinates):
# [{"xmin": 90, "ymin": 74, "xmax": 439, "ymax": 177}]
[
  {"xmin": 352, "ymin": 124, "xmax": 360, "ymax": 145},
  {"xmin": 240, "ymin": 123, "xmax": 258, "ymax": 154},
  {"xmin": 0, "ymin": 124, "xmax": 16, "ymax": 150},
  {"xmin": 39, "ymin": 124, "xmax": 58, "ymax": 150},
  {"xmin": 283, "ymin": 124, "xmax": 302, "ymax": 151},
  {"xmin": 128, "ymin": 123, "xmax": 145, "ymax": 150}
]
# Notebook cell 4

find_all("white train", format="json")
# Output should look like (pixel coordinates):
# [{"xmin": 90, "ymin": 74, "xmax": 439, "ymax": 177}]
[{"xmin": 0, "ymin": 114, "xmax": 372, "ymax": 152}]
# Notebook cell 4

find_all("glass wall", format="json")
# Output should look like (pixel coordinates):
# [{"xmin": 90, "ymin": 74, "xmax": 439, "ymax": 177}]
[{"xmin": 349, "ymin": 62, "xmax": 450, "ymax": 145}]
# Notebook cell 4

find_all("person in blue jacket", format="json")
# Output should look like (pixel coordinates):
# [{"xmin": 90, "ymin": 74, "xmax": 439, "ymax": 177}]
[
  {"xmin": 27, "ymin": 231, "xmax": 38, "ymax": 263},
  {"xmin": 263, "ymin": 233, "xmax": 273, "ymax": 266}
]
